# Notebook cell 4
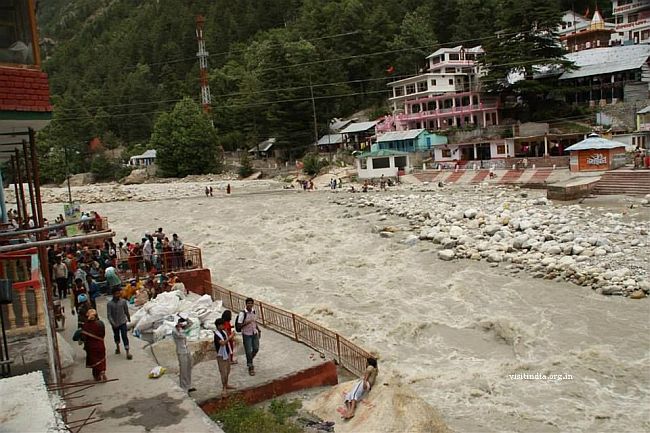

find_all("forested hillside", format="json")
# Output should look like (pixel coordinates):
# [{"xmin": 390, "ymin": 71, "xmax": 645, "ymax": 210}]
[{"xmin": 36, "ymin": 0, "xmax": 609, "ymax": 181}]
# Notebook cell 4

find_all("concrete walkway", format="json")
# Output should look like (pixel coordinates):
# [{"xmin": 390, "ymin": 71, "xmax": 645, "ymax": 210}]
[{"xmin": 57, "ymin": 296, "xmax": 223, "ymax": 433}]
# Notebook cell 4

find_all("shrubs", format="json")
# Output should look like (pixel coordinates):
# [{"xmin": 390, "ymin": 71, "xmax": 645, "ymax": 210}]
[
  {"xmin": 239, "ymin": 153, "xmax": 255, "ymax": 178},
  {"xmin": 210, "ymin": 398, "xmax": 302, "ymax": 433},
  {"xmin": 302, "ymin": 152, "xmax": 328, "ymax": 176}
]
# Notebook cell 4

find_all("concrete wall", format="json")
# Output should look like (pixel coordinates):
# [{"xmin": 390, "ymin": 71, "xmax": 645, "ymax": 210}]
[
  {"xmin": 176, "ymin": 268, "xmax": 212, "ymax": 296},
  {"xmin": 199, "ymin": 361, "xmax": 338, "ymax": 413}
]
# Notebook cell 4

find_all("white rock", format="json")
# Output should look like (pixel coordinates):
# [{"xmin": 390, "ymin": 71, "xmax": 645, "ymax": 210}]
[
  {"xmin": 572, "ymin": 245, "xmax": 585, "ymax": 255},
  {"xmin": 548, "ymin": 246, "xmax": 562, "ymax": 255},
  {"xmin": 438, "ymin": 249, "xmax": 455, "ymax": 261},
  {"xmin": 593, "ymin": 248, "xmax": 607, "ymax": 256},
  {"xmin": 449, "ymin": 226, "xmax": 464, "ymax": 239},
  {"xmin": 403, "ymin": 235, "xmax": 419, "ymax": 246},
  {"xmin": 464, "ymin": 209, "xmax": 478, "ymax": 219},
  {"xmin": 487, "ymin": 252, "xmax": 503, "ymax": 263},
  {"xmin": 484, "ymin": 225, "xmax": 501, "ymax": 236}
]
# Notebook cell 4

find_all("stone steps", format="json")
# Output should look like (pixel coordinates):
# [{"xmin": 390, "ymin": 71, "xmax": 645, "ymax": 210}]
[
  {"xmin": 593, "ymin": 171, "xmax": 650, "ymax": 196},
  {"xmin": 446, "ymin": 170, "xmax": 466, "ymax": 183},
  {"xmin": 499, "ymin": 169, "xmax": 524, "ymax": 184}
]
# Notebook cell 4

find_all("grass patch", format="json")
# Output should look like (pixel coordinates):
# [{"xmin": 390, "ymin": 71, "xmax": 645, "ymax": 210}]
[{"xmin": 210, "ymin": 398, "xmax": 302, "ymax": 433}]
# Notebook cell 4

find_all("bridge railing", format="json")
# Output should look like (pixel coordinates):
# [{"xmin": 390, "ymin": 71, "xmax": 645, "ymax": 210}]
[{"xmin": 209, "ymin": 282, "xmax": 373, "ymax": 376}]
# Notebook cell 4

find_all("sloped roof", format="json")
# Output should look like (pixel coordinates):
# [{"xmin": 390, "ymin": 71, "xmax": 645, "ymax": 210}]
[
  {"xmin": 356, "ymin": 149, "xmax": 409, "ymax": 158},
  {"xmin": 564, "ymin": 134, "xmax": 626, "ymax": 151},
  {"xmin": 330, "ymin": 118, "xmax": 353, "ymax": 132},
  {"xmin": 560, "ymin": 45, "xmax": 650, "ymax": 80},
  {"xmin": 637, "ymin": 105, "xmax": 650, "ymax": 114},
  {"xmin": 248, "ymin": 138, "xmax": 276, "ymax": 153},
  {"xmin": 316, "ymin": 134, "xmax": 344, "ymax": 145},
  {"xmin": 377, "ymin": 129, "xmax": 425, "ymax": 142},
  {"xmin": 131, "ymin": 149, "xmax": 156, "ymax": 159},
  {"xmin": 340, "ymin": 121, "xmax": 378, "ymax": 134},
  {"xmin": 427, "ymin": 45, "xmax": 483, "ymax": 59}
]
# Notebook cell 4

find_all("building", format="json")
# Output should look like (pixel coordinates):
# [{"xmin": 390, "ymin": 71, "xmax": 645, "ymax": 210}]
[
  {"xmin": 559, "ymin": 10, "xmax": 617, "ymax": 52},
  {"xmin": 0, "ymin": 0, "xmax": 53, "ymax": 223},
  {"xmin": 315, "ymin": 133, "xmax": 344, "ymax": 153},
  {"xmin": 382, "ymin": 46, "xmax": 500, "ymax": 132},
  {"xmin": 128, "ymin": 149, "xmax": 157, "ymax": 167},
  {"xmin": 559, "ymin": 44, "xmax": 650, "ymax": 105},
  {"xmin": 340, "ymin": 121, "xmax": 378, "ymax": 151},
  {"xmin": 374, "ymin": 129, "xmax": 447, "ymax": 153},
  {"xmin": 565, "ymin": 134, "xmax": 627, "ymax": 172},
  {"xmin": 355, "ymin": 149, "xmax": 411, "ymax": 179},
  {"xmin": 612, "ymin": 0, "xmax": 650, "ymax": 44},
  {"xmin": 637, "ymin": 105, "xmax": 650, "ymax": 131},
  {"xmin": 248, "ymin": 137, "xmax": 276, "ymax": 158}
]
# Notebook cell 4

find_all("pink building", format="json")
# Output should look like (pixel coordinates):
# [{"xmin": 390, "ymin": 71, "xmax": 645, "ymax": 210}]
[{"xmin": 382, "ymin": 46, "xmax": 499, "ymax": 133}]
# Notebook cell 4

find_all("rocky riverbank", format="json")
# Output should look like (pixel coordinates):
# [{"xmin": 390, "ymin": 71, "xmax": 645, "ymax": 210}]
[{"xmin": 332, "ymin": 185, "xmax": 650, "ymax": 298}]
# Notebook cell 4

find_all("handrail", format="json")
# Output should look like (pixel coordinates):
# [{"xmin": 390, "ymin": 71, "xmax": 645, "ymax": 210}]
[
  {"xmin": 209, "ymin": 282, "xmax": 374, "ymax": 377},
  {"xmin": 116, "ymin": 244, "xmax": 203, "ymax": 279}
]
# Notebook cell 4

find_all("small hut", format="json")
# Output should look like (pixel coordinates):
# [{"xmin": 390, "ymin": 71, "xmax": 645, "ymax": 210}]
[{"xmin": 564, "ymin": 133, "xmax": 626, "ymax": 172}]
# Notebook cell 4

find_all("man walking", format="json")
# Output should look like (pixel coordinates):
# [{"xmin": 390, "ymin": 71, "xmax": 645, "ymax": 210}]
[
  {"xmin": 107, "ymin": 287, "xmax": 132, "ymax": 360},
  {"xmin": 53, "ymin": 256, "xmax": 68, "ymax": 299},
  {"xmin": 173, "ymin": 313, "xmax": 196, "ymax": 393},
  {"xmin": 236, "ymin": 298, "xmax": 261, "ymax": 376}
]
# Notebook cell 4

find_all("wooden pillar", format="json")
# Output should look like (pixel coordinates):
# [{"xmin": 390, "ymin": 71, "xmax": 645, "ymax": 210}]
[{"xmin": 19, "ymin": 290, "xmax": 29, "ymax": 327}]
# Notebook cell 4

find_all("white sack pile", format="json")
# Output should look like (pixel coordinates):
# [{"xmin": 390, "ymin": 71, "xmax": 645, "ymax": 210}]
[{"xmin": 130, "ymin": 289, "xmax": 222, "ymax": 342}]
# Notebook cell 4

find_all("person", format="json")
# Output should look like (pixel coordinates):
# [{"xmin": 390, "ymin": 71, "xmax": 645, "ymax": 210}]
[
  {"xmin": 104, "ymin": 265, "xmax": 122, "ymax": 295},
  {"xmin": 221, "ymin": 310, "xmax": 237, "ymax": 364},
  {"xmin": 170, "ymin": 234, "xmax": 183, "ymax": 268},
  {"xmin": 142, "ymin": 236, "xmax": 153, "ymax": 272},
  {"xmin": 80, "ymin": 309, "xmax": 107, "ymax": 382},
  {"xmin": 226, "ymin": 183, "xmax": 231, "ymax": 195},
  {"xmin": 71, "ymin": 278, "xmax": 87, "ymax": 316},
  {"xmin": 76, "ymin": 293, "xmax": 91, "ymax": 327},
  {"xmin": 53, "ymin": 256, "xmax": 69, "ymax": 299},
  {"xmin": 236, "ymin": 297, "xmax": 261, "ymax": 376},
  {"xmin": 107, "ymin": 287, "xmax": 132, "ymax": 360},
  {"xmin": 205, "ymin": 186, "xmax": 210, "ymax": 197},
  {"xmin": 173, "ymin": 313, "xmax": 196, "ymax": 393},
  {"xmin": 213, "ymin": 318, "xmax": 236, "ymax": 395},
  {"xmin": 86, "ymin": 274, "xmax": 100, "ymax": 310},
  {"xmin": 209, "ymin": 186, "xmax": 213, "ymax": 197},
  {"xmin": 153, "ymin": 227, "xmax": 165, "ymax": 242},
  {"xmin": 342, "ymin": 358, "xmax": 378, "ymax": 419},
  {"xmin": 121, "ymin": 278, "xmax": 140, "ymax": 302}
]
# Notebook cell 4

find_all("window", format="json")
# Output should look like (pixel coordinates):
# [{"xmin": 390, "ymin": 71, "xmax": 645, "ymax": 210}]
[
  {"xmin": 431, "ymin": 79, "xmax": 437, "ymax": 86},
  {"xmin": 449, "ymin": 53, "xmax": 460, "ymax": 60},
  {"xmin": 431, "ymin": 55, "xmax": 441, "ymax": 64},
  {"xmin": 466, "ymin": 54, "xmax": 475, "ymax": 61},
  {"xmin": 497, "ymin": 144, "xmax": 506, "ymax": 154},
  {"xmin": 372, "ymin": 157, "xmax": 390, "ymax": 169},
  {"xmin": 417, "ymin": 81, "xmax": 428, "ymax": 92},
  {"xmin": 445, "ymin": 67, "xmax": 456, "ymax": 73},
  {"xmin": 449, "ymin": 79, "xmax": 454, "ymax": 85},
  {"xmin": 442, "ymin": 149, "xmax": 452, "ymax": 158},
  {"xmin": 568, "ymin": 22, "xmax": 572, "ymax": 27},
  {"xmin": 629, "ymin": 13, "xmax": 639, "ymax": 23},
  {"xmin": 411, "ymin": 104, "xmax": 421, "ymax": 113},
  {"xmin": 406, "ymin": 84, "xmax": 416, "ymax": 94},
  {"xmin": 394, "ymin": 156, "xmax": 407, "ymax": 168},
  {"xmin": 642, "ymin": 30, "xmax": 650, "ymax": 40},
  {"xmin": 360, "ymin": 158, "xmax": 367, "ymax": 169},
  {"xmin": 394, "ymin": 86, "xmax": 404, "ymax": 97},
  {"xmin": 0, "ymin": 1, "xmax": 36, "ymax": 65},
  {"xmin": 426, "ymin": 137, "xmax": 431, "ymax": 147}
]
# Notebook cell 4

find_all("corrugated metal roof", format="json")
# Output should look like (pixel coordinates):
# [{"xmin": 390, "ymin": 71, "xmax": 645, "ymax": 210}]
[
  {"xmin": 426, "ymin": 45, "xmax": 483, "ymax": 59},
  {"xmin": 131, "ymin": 149, "xmax": 156, "ymax": 159},
  {"xmin": 564, "ymin": 135, "xmax": 626, "ymax": 151},
  {"xmin": 377, "ymin": 129, "xmax": 425, "ymax": 142},
  {"xmin": 356, "ymin": 149, "xmax": 409, "ymax": 158},
  {"xmin": 340, "ymin": 121, "xmax": 378, "ymax": 134},
  {"xmin": 638, "ymin": 105, "xmax": 650, "ymax": 114},
  {"xmin": 249, "ymin": 138, "xmax": 275, "ymax": 153},
  {"xmin": 316, "ymin": 134, "xmax": 344, "ymax": 145},
  {"xmin": 330, "ymin": 118, "xmax": 353, "ymax": 132},
  {"xmin": 560, "ymin": 45, "xmax": 650, "ymax": 80}
]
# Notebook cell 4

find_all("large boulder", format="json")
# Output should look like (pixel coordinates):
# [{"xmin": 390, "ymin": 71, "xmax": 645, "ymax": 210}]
[
  {"xmin": 63, "ymin": 172, "xmax": 96, "ymax": 187},
  {"xmin": 121, "ymin": 168, "xmax": 148, "ymax": 185}
]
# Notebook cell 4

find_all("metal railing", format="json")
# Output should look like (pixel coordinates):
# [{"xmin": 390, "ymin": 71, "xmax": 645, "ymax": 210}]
[
  {"xmin": 116, "ymin": 244, "xmax": 203, "ymax": 280},
  {"xmin": 210, "ymin": 282, "xmax": 373, "ymax": 376}
]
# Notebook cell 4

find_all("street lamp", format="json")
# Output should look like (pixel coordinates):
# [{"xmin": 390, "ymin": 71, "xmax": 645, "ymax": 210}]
[{"xmin": 63, "ymin": 145, "xmax": 72, "ymax": 204}]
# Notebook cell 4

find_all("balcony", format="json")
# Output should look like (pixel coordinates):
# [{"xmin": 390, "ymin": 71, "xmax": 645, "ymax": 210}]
[{"xmin": 397, "ymin": 103, "xmax": 499, "ymax": 122}]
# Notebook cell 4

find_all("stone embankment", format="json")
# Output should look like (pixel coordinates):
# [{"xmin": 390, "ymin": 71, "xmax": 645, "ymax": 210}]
[{"xmin": 332, "ymin": 186, "xmax": 650, "ymax": 298}]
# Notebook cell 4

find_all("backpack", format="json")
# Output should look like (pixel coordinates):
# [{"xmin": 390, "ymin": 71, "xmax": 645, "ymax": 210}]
[{"xmin": 235, "ymin": 311, "xmax": 247, "ymax": 333}]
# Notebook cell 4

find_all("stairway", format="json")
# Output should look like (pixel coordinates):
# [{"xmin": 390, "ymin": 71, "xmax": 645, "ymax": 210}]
[
  {"xmin": 499, "ymin": 169, "xmax": 524, "ymax": 184},
  {"xmin": 470, "ymin": 170, "xmax": 490, "ymax": 183},
  {"xmin": 445, "ymin": 170, "xmax": 466, "ymax": 183},
  {"xmin": 593, "ymin": 170, "xmax": 650, "ymax": 196},
  {"xmin": 528, "ymin": 168, "xmax": 553, "ymax": 184},
  {"xmin": 412, "ymin": 171, "xmax": 441, "ymax": 183}
]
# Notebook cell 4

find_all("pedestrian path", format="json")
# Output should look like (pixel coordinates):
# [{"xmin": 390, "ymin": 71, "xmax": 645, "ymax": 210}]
[{"xmin": 57, "ymin": 297, "xmax": 222, "ymax": 432}]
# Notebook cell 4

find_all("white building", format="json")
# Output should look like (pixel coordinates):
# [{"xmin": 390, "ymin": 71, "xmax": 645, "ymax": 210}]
[
  {"xmin": 613, "ymin": 0, "xmax": 650, "ymax": 44},
  {"xmin": 128, "ymin": 149, "xmax": 156, "ymax": 166}
]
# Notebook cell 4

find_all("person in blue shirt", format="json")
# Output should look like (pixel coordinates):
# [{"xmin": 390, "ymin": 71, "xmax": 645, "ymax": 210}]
[{"xmin": 86, "ymin": 274, "xmax": 100, "ymax": 310}]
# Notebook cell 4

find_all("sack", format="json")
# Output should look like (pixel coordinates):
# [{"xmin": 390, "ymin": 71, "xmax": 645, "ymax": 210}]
[
  {"xmin": 72, "ymin": 328, "xmax": 82, "ymax": 342},
  {"xmin": 235, "ymin": 311, "xmax": 247, "ymax": 333},
  {"xmin": 148, "ymin": 366, "xmax": 166, "ymax": 379}
]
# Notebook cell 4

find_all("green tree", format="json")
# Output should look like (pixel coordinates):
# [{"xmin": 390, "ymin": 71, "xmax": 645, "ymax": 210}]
[
  {"xmin": 238, "ymin": 153, "xmax": 254, "ymax": 178},
  {"xmin": 389, "ymin": 8, "xmax": 438, "ymax": 75},
  {"xmin": 479, "ymin": 0, "xmax": 573, "ymax": 116},
  {"xmin": 150, "ymin": 97, "xmax": 221, "ymax": 177}
]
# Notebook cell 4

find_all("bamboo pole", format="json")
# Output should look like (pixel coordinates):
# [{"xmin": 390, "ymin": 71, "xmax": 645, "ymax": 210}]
[{"xmin": 0, "ymin": 231, "xmax": 116, "ymax": 253}]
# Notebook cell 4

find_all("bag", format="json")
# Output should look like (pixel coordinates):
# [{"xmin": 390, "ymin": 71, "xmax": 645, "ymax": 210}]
[
  {"xmin": 148, "ymin": 366, "xmax": 166, "ymax": 379},
  {"xmin": 235, "ymin": 311, "xmax": 247, "ymax": 333},
  {"xmin": 72, "ymin": 328, "xmax": 82, "ymax": 341}
]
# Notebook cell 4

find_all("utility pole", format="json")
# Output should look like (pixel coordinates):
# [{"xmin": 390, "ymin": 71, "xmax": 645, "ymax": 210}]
[
  {"xmin": 309, "ymin": 74, "xmax": 319, "ymax": 147},
  {"xmin": 195, "ymin": 15, "xmax": 212, "ymax": 118}
]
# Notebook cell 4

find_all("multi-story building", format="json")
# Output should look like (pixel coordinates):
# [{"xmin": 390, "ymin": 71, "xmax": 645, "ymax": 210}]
[
  {"xmin": 381, "ymin": 46, "xmax": 499, "ymax": 133},
  {"xmin": 613, "ymin": 0, "xmax": 650, "ymax": 44}
]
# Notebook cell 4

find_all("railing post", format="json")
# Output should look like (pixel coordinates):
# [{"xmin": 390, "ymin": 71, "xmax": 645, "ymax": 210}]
[
  {"xmin": 336, "ymin": 333, "xmax": 341, "ymax": 365},
  {"xmin": 228, "ymin": 291, "xmax": 233, "ymax": 311},
  {"xmin": 259, "ymin": 303, "xmax": 266, "ymax": 326},
  {"xmin": 292, "ymin": 313, "xmax": 298, "ymax": 341}
]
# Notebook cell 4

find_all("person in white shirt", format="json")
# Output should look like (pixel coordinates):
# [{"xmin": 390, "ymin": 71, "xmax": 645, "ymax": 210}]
[
  {"xmin": 213, "ymin": 318, "xmax": 236, "ymax": 395},
  {"xmin": 172, "ymin": 313, "xmax": 195, "ymax": 393}
]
